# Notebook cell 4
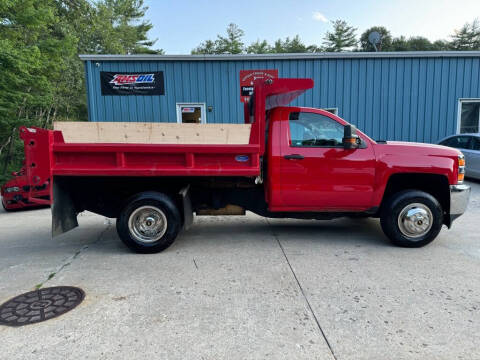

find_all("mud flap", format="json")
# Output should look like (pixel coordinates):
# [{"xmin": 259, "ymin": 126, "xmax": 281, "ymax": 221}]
[
  {"xmin": 179, "ymin": 185, "xmax": 193, "ymax": 230},
  {"xmin": 52, "ymin": 177, "xmax": 78, "ymax": 237}
]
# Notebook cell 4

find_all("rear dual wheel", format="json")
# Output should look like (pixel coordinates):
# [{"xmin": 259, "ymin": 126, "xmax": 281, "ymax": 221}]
[
  {"xmin": 380, "ymin": 190, "xmax": 443, "ymax": 248},
  {"xmin": 116, "ymin": 192, "xmax": 181, "ymax": 253}
]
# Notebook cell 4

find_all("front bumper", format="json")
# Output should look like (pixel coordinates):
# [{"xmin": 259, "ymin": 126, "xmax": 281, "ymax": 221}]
[
  {"xmin": 1, "ymin": 192, "xmax": 50, "ymax": 211},
  {"xmin": 449, "ymin": 184, "xmax": 471, "ymax": 223}
]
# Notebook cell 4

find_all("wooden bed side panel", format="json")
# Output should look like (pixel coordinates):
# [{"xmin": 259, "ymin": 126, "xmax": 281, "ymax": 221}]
[{"xmin": 53, "ymin": 122, "xmax": 252, "ymax": 145}]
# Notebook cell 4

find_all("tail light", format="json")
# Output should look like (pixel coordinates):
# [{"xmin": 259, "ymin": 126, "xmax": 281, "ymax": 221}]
[{"xmin": 458, "ymin": 154, "xmax": 465, "ymax": 183}]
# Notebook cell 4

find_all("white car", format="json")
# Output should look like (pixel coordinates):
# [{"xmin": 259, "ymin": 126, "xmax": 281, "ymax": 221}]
[{"xmin": 438, "ymin": 134, "xmax": 480, "ymax": 180}]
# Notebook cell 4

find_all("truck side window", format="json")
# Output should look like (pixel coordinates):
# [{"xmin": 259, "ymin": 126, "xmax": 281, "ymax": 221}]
[{"xmin": 289, "ymin": 112, "xmax": 344, "ymax": 147}]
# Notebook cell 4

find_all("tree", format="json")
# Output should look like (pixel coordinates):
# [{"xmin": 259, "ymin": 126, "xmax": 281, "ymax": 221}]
[
  {"xmin": 216, "ymin": 23, "xmax": 244, "ymax": 54},
  {"xmin": 0, "ymin": 0, "xmax": 73, "ymax": 180},
  {"xmin": 0, "ymin": 0, "xmax": 159, "ymax": 183},
  {"xmin": 191, "ymin": 40, "xmax": 217, "ymax": 55},
  {"xmin": 432, "ymin": 40, "xmax": 451, "ymax": 51},
  {"xmin": 389, "ymin": 36, "xmax": 450, "ymax": 51},
  {"xmin": 246, "ymin": 39, "xmax": 272, "ymax": 54},
  {"xmin": 432, "ymin": 40, "xmax": 450, "ymax": 51},
  {"xmin": 246, "ymin": 36, "xmax": 320, "ymax": 54},
  {"xmin": 390, "ymin": 36, "xmax": 409, "ymax": 51},
  {"xmin": 85, "ymin": 0, "xmax": 159, "ymax": 54},
  {"xmin": 272, "ymin": 35, "xmax": 314, "ymax": 53},
  {"xmin": 405, "ymin": 36, "xmax": 436, "ymax": 51},
  {"xmin": 322, "ymin": 20, "xmax": 357, "ymax": 52},
  {"xmin": 192, "ymin": 23, "xmax": 245, "ymax": 54},
  {"xmin": 193, "ymin": 26, "xmax": 321, "ymax": 55},
  {"xmin": 450, "ymin": 19, "xmax": 480, "ymax": 50},
  {"xmin": 359, "ymin": 26, "xmax": 392, "ymax": 51},
  {"xmin": 391, "ymin": 36, "xmax": 429, "ymax": 51}
]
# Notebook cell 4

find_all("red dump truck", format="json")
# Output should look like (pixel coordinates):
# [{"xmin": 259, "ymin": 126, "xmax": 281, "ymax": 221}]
[{"xmin": 19, "ymin": 78, "xmax": 470, "ymax": 253}]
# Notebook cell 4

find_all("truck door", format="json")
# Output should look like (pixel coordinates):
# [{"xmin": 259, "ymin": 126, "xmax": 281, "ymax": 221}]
[{"xmin": 278, "ymin": 110, "xmax": 376, "ymax": 211}]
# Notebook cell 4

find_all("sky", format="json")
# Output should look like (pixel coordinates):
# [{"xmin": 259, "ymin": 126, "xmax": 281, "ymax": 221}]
[{"xmin": 143, "ymin": 0, "xmax": 480, "ymax": 54}]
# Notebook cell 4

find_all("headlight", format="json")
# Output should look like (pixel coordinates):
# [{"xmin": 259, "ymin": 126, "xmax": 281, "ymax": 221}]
[
  {"xmin": 5, "ymin": 186, "xmax": 20, "ymax": 193},
  {"xmin": 458, "ymin": 154, "xmax": 465, "ymax": 184}
]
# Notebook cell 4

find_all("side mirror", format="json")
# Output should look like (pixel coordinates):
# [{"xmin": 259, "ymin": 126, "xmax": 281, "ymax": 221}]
[{"xmin": 343, "ymin": 124, "xmax": 360, "ymax": 149}]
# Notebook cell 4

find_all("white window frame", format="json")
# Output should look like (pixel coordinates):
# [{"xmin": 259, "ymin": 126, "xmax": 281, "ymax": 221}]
[
  {"xmin": 323, "ymin": 107, "xmax": 338, "ymax": 115},
  {"xmin": 176, "ymin": 102, "xmax": 207, "ymax": 124},
  {"xmin": 456, "ymin": 98, "xmax": 480, "ymax": 134}
]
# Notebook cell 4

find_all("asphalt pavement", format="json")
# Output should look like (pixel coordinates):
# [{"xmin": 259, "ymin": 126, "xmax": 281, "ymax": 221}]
[{"xmin": 0, "ymin": 180, "xmax": 479, "ymax": 360}]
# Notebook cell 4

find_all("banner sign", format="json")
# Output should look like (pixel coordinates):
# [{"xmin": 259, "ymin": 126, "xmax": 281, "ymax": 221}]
[
  {"xmin": 100, "ymin": 71, "xmax": 165, "ymax": 96},
  {"xmin": 239, "ymin": 69, "xmax": 278, "ymax": 103}
]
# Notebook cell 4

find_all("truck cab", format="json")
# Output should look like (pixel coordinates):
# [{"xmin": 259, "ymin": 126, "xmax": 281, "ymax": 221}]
[{"xmin": 266, "ymin": 106, "xmax": 376, "ymax": 212}]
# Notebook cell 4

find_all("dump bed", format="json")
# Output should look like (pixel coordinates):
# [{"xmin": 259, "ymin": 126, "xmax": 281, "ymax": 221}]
[
  {"xmin": 20, "ymin": 124, "xmax": 260, "ymax": 185},
  {"xmin": 19, "ymin": 78, "xmax": 313, "ymax": 204}
]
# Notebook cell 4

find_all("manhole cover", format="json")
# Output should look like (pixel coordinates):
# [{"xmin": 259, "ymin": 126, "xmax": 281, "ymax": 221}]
[{"xmin": 0, "ymin": 286, "xmax": 85, "ymax": 327}]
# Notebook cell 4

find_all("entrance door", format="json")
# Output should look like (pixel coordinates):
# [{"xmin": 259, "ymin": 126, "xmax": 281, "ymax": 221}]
[
  {"xmin": 176, "ymin": 103, "xmax": 206, "ymax": 124},
  {"xmin": 279, "ymin": 110, "xmax": 376, "ymax": 211}
]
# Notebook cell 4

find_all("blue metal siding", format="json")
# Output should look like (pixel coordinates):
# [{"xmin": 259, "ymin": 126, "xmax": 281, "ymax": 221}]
[{"xmin": 84, "ymin": 56, "xmax": 480, "ymax": 143}]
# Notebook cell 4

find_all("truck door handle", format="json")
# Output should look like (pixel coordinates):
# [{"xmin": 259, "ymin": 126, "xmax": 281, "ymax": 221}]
[{"xmin": 284, "ymin": 154, "xmax": 304, "ymax": 160}]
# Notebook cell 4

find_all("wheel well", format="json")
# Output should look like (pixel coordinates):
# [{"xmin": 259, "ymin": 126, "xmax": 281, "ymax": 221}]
[{"xmin": 381, "ymin": 173, "xmax": 450, "ymax": 223}]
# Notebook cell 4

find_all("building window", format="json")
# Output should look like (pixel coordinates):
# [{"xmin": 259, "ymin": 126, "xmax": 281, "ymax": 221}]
[
  {"xmin": 457, "ymin": 99, "xmax": 480, "ymax": 134},
  {"xmin": 323, "ymin": 108, "xmax": 338, "ymax": 115},
  {"xmin": 176, "ymin": 103, "xmax": 206, "ymax": 124}
]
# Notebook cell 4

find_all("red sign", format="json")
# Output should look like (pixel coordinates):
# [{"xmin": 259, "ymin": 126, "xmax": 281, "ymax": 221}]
[{"xmin": 240, "ymin": 69, "xmax": 278, "ymax": 103}]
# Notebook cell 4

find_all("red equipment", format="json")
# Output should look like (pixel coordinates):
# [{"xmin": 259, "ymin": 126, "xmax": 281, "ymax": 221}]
[{"xmin": 1, "ymin": 166, "xmax": 50, "ymax": 211}]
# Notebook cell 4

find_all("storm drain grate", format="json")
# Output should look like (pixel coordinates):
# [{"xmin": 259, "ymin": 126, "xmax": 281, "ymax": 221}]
[{"xmin": 0, "ymin": 286, "xmax": 85, "ymax": 327}]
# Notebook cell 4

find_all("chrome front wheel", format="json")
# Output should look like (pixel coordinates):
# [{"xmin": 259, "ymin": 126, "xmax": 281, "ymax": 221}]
[
  {"xmin": 380, "ymin": 190, "xmax": 443, "ymax": 248},
  {"xmin": 397, "ymin": 203, "xmax": 433, "ymax": 239}
]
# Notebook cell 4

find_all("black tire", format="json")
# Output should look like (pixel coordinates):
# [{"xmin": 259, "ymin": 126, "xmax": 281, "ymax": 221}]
[
  {"xmin": 380, "ymin": 190, "xmax": 443, "ymax": 248},
  {"xmin": 116, "ymin": 191, "xmax": 181, "ymax": 254}
]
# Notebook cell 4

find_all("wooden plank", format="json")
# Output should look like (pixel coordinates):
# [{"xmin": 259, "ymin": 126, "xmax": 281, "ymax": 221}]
[{"xmin": 54, "ymin": 122, "xmax": 252, "ymax": 145}]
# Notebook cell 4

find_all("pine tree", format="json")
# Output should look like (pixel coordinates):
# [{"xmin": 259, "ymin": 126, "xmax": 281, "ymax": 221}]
[
  {"xmin": 450, "ymin": 19, "xmax": 480, "ymax": 50},
  {"xmin": 216, "ymin": 23, "xmax": 244, "ymax": 54},
  {"xmin": 323, "ymin": 20, "xmax": 357, "ymax": 52},
  {"xmin": 192, "ymin": 23, "xmax": 245, "ymax": 54}
]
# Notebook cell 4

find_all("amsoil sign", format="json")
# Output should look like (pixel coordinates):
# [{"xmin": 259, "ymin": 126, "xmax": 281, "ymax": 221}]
[
  {"xmin": 240, "ymin": 70, "xmax": 278, "ymax": 103},
  {"xmin": 100, "ymin": 71, "xmax": 165, "ymax": 96}
]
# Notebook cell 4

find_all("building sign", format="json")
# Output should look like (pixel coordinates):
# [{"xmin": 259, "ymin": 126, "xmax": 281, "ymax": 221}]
[
  {"xmin": 100, "ymin": 71, "xmax": 165, "ymax": 96},
  {"xmin": 240, "ymin": 69, "xmax": 278, "ymax": 103}
]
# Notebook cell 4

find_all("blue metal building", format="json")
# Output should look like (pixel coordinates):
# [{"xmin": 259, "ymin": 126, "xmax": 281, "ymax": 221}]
[{"xmin": 80, "ymin": 52, "xmax": 480, "ymax": 143}]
